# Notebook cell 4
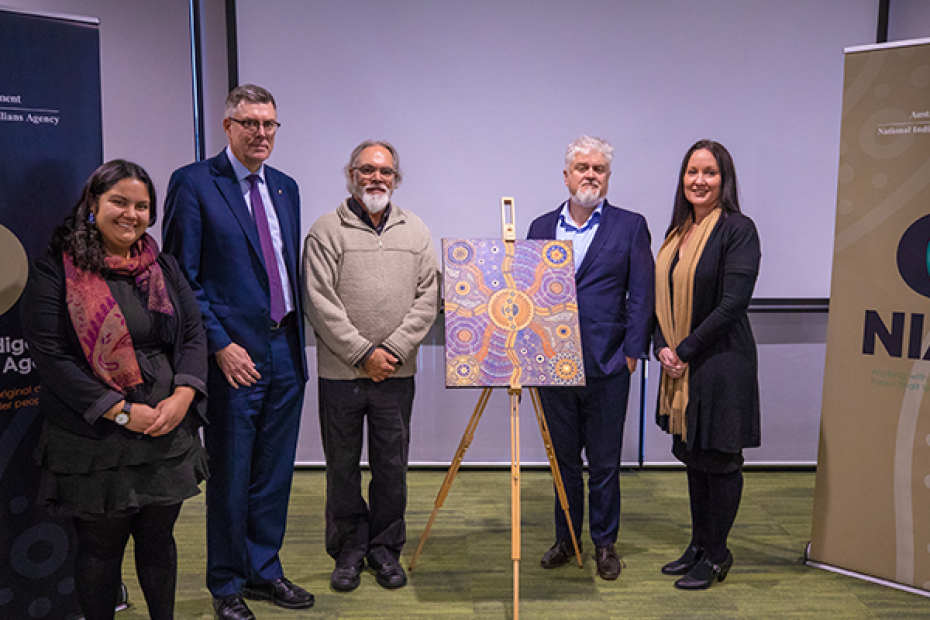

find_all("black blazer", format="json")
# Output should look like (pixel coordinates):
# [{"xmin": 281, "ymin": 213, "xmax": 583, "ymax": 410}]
[
  {"xmin": 654, "ymin": 212, "xmax": 761, "ymax": 451},
  {"xmin": 21, "ymin": 252, "xmax": 208, "ymax": 439}
]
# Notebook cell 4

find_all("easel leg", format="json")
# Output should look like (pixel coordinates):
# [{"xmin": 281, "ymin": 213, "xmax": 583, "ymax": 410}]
[
  {"xmin": 509, "ymin": 388, "xmax": 521, "ymax": 620},
  {"xmin": 409, "ymin": 387, "xmax": 493, "ymax": 571},
  {"xmin": 529, "ymin": 387, "xmax": 583, "ymax": 568}
]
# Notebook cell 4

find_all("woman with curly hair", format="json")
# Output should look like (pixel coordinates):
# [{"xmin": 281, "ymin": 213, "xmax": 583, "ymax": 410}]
[{"xmin": 21, "ymin": 159, "xmax": 208, "ymax": 620}]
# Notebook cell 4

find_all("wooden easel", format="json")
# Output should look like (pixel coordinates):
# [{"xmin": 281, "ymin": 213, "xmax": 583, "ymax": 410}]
[{"xmin": 408, "ymin": 199, "xmax": 583, "ymax": 620}]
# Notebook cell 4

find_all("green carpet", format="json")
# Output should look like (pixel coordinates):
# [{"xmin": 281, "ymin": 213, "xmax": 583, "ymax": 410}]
[{"xmin": 115, "ymin": 469, "xmax": 927, "ymax": 618}]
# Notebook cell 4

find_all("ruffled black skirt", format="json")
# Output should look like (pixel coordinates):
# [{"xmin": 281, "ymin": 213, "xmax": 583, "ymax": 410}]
[{"xmin": 37, "ymin": 413, "xmax": 208, "ymax": 520}]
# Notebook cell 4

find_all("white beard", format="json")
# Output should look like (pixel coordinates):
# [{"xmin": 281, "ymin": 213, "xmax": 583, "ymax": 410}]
[
  {"xmin": 361, "ymin": 190, "xmax": 390, "ymax": 214},
  {"xmin": 572, "ymin": 186, "xmax": 602, "ymax": 208}
]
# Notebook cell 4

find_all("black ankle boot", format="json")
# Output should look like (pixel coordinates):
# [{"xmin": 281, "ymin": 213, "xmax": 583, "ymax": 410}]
[
  {"xmin": 674, "ymin": 551, "xmax": 733, "ymax": 590},
  {"xmin": 661, "ymin": 544, "xmax": 703, "ymax": 575}
]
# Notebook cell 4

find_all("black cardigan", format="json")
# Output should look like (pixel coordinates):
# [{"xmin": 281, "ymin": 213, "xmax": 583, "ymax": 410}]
[
  {"xmin": 655, "ymin": 212, "xmax": 762, "ymax": 452},
  {"xmin": 21, "ymin": 251, "xmax": 208, "ymax": 439}
]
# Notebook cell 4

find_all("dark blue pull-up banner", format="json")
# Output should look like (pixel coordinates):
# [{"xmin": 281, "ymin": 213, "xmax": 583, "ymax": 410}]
[{"xmin": 0, "ymin": 8, "xmax": 102, "ymax": 618}]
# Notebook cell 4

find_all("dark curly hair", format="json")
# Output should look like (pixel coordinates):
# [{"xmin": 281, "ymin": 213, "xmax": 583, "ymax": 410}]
[
  {"xmin": 665, "ymin": 140, "xmax": 741, "ymax": 238},
  {"xmin": 50, "ymin": 159, "xmax": 157, "ymax": 272}
]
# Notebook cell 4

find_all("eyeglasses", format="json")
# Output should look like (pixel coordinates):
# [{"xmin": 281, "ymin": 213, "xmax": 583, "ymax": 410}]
[
  {"xmin": 354, "ymin": 165, "xmax": 396, "ymax": 179},
  {"xmin": 229, "ymin": 117, "xmax": 281, "ymax": 134}
]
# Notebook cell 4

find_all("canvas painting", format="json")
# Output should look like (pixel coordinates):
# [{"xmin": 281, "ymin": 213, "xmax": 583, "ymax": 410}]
[{"xmin": 443, "ymin": 239, "xmax": 585, "ymax": 388}]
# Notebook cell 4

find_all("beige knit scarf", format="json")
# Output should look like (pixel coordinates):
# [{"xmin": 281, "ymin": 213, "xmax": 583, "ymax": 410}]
[{"xmin": 655, "ymin": 208, "xmax": 721, "ymax": 441}]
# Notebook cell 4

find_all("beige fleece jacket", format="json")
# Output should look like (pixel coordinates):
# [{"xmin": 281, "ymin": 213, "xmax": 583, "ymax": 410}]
[{"xmin": 301, "ymin": 200, "xmax": 440, "ymax": 380}]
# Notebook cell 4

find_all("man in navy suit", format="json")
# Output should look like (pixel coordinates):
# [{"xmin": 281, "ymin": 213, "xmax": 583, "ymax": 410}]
[
  {"xmin": 163, "ymin": 84, "xmax": 312, "ymax": 619},
  {"xmin": 527, "ymin": 135, "xmax": 654, "ymax": 581}
]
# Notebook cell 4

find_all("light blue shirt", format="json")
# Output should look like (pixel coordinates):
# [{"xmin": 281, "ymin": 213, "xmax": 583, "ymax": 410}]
[
  {"xmin": 556, "ymin": 199, "xmax": 604, "ymax": 270},
  {"xmin": 226, "ymin": 146, "xmax": 294, "ymax": 312}
]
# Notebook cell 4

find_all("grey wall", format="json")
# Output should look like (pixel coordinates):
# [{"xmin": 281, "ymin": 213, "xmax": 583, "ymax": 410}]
[
  {"xmin": 9, "ymin": 0, "xmax": 930, "ymax": 466},
  {"xmin": 229, "ymin": 0, "xmax": 881, "ymax": 465},
  {"xmin": 235, "ymin": 0, "xmax": 878, "ymax": 300},
  {"xmin": 889, "ymin": 0, "xmax": 930, "ymax": 42}
]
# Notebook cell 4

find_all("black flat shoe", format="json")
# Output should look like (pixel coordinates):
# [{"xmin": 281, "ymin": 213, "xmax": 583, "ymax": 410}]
[
  {"xmin": 661, "ymin": 544, "xmax": 703, "ymax": 575},
  {"xmin": 242, "ymin": 577, "xmax": 314, "ymax": 609},
  {"xmin": 674, "ymin": 551, "xmax": 733, "ymax": 590},
  {"xmin": 331, "ymin": 561, "xmax": 364, "ymax": 592},
  {"xmin": 213, "ymin": 594, "xmax": 256, "ymax": 620},
  {"xmin": 374, "ymin": 562, "xmax": 408, "ymax": 589}
]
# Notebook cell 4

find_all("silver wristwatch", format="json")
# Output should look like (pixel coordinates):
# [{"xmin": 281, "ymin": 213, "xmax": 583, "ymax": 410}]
[{"xmin": 114, "ymin": 401, "xmax": 131, "ymax": 426}]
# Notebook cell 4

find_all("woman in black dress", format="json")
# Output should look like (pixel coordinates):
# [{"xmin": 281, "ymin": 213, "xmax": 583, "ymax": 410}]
[
  {"xmin": 653, "ymin": 140, "xmax": 761, "ymax": 589},
  {"xmin": 21, "ymin": 160, "xmax": 208, "ymax": 619}
]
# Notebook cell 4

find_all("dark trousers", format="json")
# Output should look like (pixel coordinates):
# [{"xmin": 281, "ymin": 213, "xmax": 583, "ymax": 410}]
[
  {"xmin": 537, "ymin": 370, "xmax": 630, "ymax": 547},
  {"xmin": 204, "ymin": 322, "xmax": 304, "ymax": 597},
  {"xmin": 319, "ymin": 376, "xmax": 415, "ymax": 568},
  {"xmin": 73, "ymin": 503, "xmax": 182, "ymax": 620}
]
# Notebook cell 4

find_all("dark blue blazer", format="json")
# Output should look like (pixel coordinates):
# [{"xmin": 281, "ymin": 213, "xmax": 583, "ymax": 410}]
[
  {"xmin": 162, "ymin": 150, "xmax": 307, "ymax": 382},
  {"xmin": 527, "ymin": 200, "xmax": 654, "ymax": 378}
]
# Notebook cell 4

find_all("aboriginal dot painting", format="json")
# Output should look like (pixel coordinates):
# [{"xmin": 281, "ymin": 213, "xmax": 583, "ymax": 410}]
[{"xmin": 443, "ymin": 239, "xmax": 586, "ymax": 387}]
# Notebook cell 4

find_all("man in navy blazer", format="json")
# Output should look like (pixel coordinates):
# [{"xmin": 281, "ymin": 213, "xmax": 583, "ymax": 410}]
[
  {"xmin": 163, "ymin": 85, "xmax": 312, "ymax": 619},
  {"xmin": 527, "ymin": 135, "xmax": 654, "ymax": 581}
]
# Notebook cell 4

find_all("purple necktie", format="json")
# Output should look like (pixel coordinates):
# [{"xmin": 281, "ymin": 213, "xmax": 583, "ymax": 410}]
[{"xmin": 247, "ymin": 174, "xmax": 286, "ymax": 323}]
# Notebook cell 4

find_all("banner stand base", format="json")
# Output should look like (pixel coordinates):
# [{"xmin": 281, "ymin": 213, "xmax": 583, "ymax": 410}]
[{"xmin": 803, "ymin": 542, "xmax": 930, "ymax": 598}]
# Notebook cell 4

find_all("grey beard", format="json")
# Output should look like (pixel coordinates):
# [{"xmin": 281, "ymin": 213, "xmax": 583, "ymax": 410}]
[
  {"xmin": 572, "ymin": 187, "xmax": 601, "ymax": 208},
  {"xmin": 361, "ymin": 191, "xmax": 390, "ymax": 214}
]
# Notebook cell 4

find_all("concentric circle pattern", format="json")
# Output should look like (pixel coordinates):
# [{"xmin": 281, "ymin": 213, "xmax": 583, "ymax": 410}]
[{"xmin": 442, "ymin": 238, "xmax": 585, "ymax": 387}]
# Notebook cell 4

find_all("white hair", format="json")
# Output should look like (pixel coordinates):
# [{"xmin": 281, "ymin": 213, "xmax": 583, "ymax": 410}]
[{"xmin": 564, "ymin": 135, "xmax": 614, "ymax": 169}]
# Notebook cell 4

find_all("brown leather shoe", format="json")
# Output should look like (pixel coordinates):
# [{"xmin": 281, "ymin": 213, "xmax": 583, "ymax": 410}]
[
  {"xmin": 541, "ymin": 539, "xmax": 578, "ymax": 569},
  {"xmin": 595, "ymin": 543, "xmax": 624, "ymax": 580}
]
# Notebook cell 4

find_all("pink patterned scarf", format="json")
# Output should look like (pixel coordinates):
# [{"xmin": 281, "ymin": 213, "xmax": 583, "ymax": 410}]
[{"xmin": 63, "ymin": 233, "xmax": 174, "ymax": 393}]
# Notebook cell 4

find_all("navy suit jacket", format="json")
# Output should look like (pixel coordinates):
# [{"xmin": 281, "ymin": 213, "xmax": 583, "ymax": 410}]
[
  {"xmin": 162, "ymin": 150, "xmax": 308, "ymax": 382},
  {"xmin": 527, "ymin": 200, "xmax": 654, "ymax": 378}
]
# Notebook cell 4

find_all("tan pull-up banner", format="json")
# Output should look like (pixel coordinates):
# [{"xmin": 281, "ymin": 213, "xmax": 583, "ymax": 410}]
[{"xmin": 810, "ymin": 38, "xmax": 930, "ymax": 592}]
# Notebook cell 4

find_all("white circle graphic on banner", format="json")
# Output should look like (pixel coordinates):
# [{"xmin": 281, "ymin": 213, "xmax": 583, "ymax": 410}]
[
  {"xmin": 0, "ymin": 225, "xmax": 29, "ymax": 316},
  {"xmin": 911, "ymin": 64, "xmax": 930, "ymax": 88}
]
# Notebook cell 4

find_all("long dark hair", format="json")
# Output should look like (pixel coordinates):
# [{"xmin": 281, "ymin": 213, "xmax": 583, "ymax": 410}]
[
  {"xmin": 50, "ymin": 159, "xmax": 157, "ymax": 272},
  {"xmin": 665, "ymin": 140, "xmax": 741, "ymax": 238}
]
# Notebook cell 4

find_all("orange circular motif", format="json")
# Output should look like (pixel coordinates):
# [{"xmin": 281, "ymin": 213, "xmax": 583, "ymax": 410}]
[
  {"xmin": 555, "ymin": 358, "xmax": 580, "ymax": 381},
  {"xmin": 488, "ymin": 288, "xmax": 535, "ymax": 332},
  {"xmin": 549, "ymin": 353, "xmax": 583, "ymax": 384}
]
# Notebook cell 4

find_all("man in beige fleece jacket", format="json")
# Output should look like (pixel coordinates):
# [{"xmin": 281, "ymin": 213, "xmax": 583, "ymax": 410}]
[{"xmin": 301, "ymin": 140, "xmax": 440, "ymax": 593}]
